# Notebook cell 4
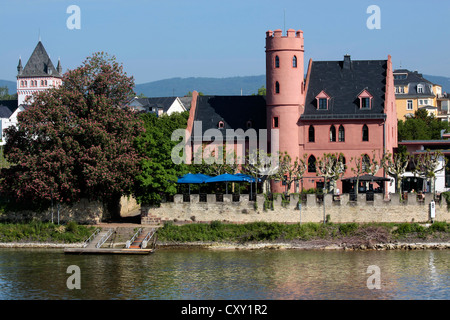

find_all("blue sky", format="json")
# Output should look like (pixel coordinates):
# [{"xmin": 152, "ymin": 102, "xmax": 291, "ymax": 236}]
[{"xmin": 1, "ymin": 0, "xmax": 450, "ymax": 84}]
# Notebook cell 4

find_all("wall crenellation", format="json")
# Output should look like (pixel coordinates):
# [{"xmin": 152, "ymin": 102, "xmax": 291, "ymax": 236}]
[{"xmin": 141, "ymin": 193, "xmax": 450, "ymax": 225}]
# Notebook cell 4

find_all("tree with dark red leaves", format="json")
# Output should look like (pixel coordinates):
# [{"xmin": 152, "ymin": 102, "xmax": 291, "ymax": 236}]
[{"xmin": 1, "ymin": 52, "xmax": 143, "ymax": 218}]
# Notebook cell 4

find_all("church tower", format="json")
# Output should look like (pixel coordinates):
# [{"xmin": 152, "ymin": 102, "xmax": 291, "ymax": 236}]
[
  {"xmin": 265, "ymin": 29, "xmax": 305, "ymax": 191},
  {"xmin": 17, "ymin": 41, "xmax": 63, "ymax": 105}
]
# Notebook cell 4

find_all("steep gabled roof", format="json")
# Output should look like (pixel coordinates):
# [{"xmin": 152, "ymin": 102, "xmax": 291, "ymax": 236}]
[
  {"xmin": 302, "ymin": 57, "xmax": 387, "ymax": 120},
  {"xmin": 20, "ymin": 41, "xmax": 62, "ymax": 78},
  {"xmin": 192, "ymin": 95, "xmax": 267, "ymax": 140}
]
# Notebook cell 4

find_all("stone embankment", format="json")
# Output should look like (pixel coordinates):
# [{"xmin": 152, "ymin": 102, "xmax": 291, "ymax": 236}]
[{"xmin": 156, "ymin": 241, "xmax": 450, "ymax": 251}]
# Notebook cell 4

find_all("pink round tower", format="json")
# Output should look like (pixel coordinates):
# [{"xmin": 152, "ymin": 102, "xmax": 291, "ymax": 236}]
[{"xmin": 266, "ymin": 29, "xmax": 305, "ymax": 192}]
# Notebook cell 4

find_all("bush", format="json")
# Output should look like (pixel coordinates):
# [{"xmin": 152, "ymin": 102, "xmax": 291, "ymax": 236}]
[
  {"xmin": 339, "ymin": 223, "xmax": 358, "ymax": 236},
  {"xmin": 429, "ymin": 221, "xmax": 448, "ymax": 232},
  {"xmin": 66, "ymin": 221, "xmax": 78, "ymax": 233},
  {"xmin": 395, "ymin": 222, "xmax": 425, "ymax": 235}
]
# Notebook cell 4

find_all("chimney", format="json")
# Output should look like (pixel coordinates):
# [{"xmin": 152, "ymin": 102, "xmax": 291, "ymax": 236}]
[{"xmin": 343, "ymin": 54, "xmax": 351, "ymax": 70}]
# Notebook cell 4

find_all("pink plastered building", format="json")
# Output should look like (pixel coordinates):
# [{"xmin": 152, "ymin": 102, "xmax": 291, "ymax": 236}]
[{"xmin": 187, "ymin": 28, "xmax": 398, "ymax": 194}]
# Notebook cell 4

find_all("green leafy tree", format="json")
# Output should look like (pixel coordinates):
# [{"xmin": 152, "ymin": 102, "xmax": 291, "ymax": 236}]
[
  {"xmin": 133, "ymin": 111, "xmax": 189, "ymax": 205},
  {"xmin": 0, "ymin": 86, "xmax": 17, "ymax": 100},
  {"xmin": 398, "ymin": 109, "xmax": 450, "ymax": 141},
  {"xmin": 1, "ymin": 52, "xmax": 143, "ymax": 217},
  {"xmin": 252, "ymin": 85, "xmax": 266, "ymax": 96}
]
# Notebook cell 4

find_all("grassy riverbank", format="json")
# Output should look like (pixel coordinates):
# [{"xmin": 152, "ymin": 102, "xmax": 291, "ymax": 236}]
[
  {"xmin": 157, "ymin": 221, "xmax": 450, "ymax": 247},
  {"xmin": 0, "ymin": 220, "xmax": 448, "ymax": 248},
  {"xmin": 0, "ymin": 221, "xmax": 96, "ymax": 243}
]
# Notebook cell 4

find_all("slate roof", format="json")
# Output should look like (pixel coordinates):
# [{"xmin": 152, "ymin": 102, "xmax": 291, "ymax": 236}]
[
  {"xmin": 20, "ymin": 41, "xmax": 62, "ymax": 78},
  {"xmin": 192, "ymin": 95, "xmax": 267, "ymax": 140},
  {"xmin": 393, "ymin": 69, "xmax": 434, "ymax": 85},
  {"xmin": 302, "ymin": 56, "xmax": 387, "ymax": 120},
  {"xmin": 131, "ymin": 97, "xmax": 178, "ymax": 113},
  {"xmin": 394, "ymin": 69, "xmax": 436, "ymax": 98},
  {"xmin": 0, "ymin": 100, "xmax": 19, "ymax": 119}
]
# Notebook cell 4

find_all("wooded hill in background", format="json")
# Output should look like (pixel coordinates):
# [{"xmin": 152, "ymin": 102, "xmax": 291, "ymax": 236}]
[{"xmin": 2, "ymin": 74, "xmax": 450, "ymax": 98}]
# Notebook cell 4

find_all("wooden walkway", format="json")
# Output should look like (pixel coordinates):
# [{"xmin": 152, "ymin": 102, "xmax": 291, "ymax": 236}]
[{"xmin": 64, "ymin": 227, "xmax": 157, "ymax": 255}]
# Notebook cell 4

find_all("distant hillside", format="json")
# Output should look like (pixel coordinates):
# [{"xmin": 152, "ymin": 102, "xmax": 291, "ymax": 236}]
[
  {"xmin": 3, "ymin": 73, "xmax": 450, "ymax": 98},
  {"xmin": 424, "ymin": 75, "xmax": 450, "ymax": 93},
  {"xmin": 0, "ymin": 80, "xmax": 16, "ymax": 94},
  {"xmin": 134, "ymin": 75, "xmax": 266, "ymax": 97}
]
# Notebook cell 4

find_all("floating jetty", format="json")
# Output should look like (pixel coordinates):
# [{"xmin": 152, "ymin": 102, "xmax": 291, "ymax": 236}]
[{"xmin": 64, "ymin": 227, "xmax": 157, "ymax": 255}]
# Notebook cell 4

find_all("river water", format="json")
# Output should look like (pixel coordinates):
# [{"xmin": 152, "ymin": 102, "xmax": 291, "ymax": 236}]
[{"xmin": 0, "ymin": 248, "xmax": 448, "ymax": 300}]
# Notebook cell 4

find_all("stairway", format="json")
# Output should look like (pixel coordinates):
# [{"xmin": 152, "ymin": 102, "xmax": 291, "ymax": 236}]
[
  {"xmin": 127, "ymin": 228, "xmax": 157, "ymax": 249},
  {"xmin": 85, "ymin": 228, "xmax": 114, "ymax": 249},
  {"xmin": 128, "ymin": 232, "xmax": 147, "ymax": 249}
]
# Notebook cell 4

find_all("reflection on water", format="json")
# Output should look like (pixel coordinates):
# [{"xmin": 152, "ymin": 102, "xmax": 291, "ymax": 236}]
[{"xmin": 0, "ymin": 248, "xmax": 448, "ymax": 300}]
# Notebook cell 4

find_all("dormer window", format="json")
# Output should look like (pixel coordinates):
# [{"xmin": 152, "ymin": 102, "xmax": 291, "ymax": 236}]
[
  {"xmin": 358, "ymin": 89, "xmax": 373, "ymax": 109},
  {"xmin": 417, "ymin": 84, "xmax": 424, "ymax": 94},
  {"xmin": 218, "ymin": 121, "xmax": 225, "ymax": 129},
  {"xmin": 246, "ymin": 120, "xmax": 253, "ymax": 129},
  {"xmin": 315, "ymin": 90, "xmax": 330, "ymax": 110}
]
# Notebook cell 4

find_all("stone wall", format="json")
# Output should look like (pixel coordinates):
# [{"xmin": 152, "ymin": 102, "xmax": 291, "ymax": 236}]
[
  {"xmin": 141, "ymin": 193, "xmax": 450, "ymax": 225},
  {"xmin": 0, "ymin": 196, "xmax": 140, "ymax": 225}
]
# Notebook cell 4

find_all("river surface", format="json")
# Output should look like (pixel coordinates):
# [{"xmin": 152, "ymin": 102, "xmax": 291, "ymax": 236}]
[{"xmin": 0, "ymin": 248, "xmax": 448, "ymax": 300}]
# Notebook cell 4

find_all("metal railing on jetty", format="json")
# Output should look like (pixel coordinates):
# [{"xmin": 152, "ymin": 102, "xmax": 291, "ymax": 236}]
[
  {"xmin": 83, "ymin": 228, "xmax": 100, "ymax": 248},
  {"xmin": 126, "ymin": 228, "xmax": 143, "ymax": 248},
  {"xmin": 95, "ymin": 228, "xmax": 115, "ymax": 249},
  {"xmin": 141, "ymin": 228, "xmax": 157, "ymax": 249}
]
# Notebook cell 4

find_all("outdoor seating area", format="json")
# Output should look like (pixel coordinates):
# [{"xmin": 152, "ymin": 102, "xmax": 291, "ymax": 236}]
[{"xmin": 174, "ymin": 173, "xmax": 442, "ymax": 205}]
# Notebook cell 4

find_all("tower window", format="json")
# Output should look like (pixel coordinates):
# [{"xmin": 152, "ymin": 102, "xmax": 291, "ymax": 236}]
[
  {"xmin": 273, "ymin": 117, "xmax": 279, "ymax": 128},
  {"xmin": 275, "ymin": 81, "xmax": 280, "ymax": 94},
  {"xmin": 338, "ymin": 125, "xmax": 345, "ymax": 142},
  {"xmin": 330, "ymin": 125, "xmax": 336, "ymax": 142},
  {"xmin": 362, "ymin": 124, "xmax": 369, "ymax": 141},
  {"xmin": 293, "ymin": 56, "xmax": 297, "ymax": 68},
  {"xmin": 308, "ymin": 125, "xmax": 315, "ymax": 142},
  {"xmin": 275, "ymin": 56, "xmax": 280, "ymax": 68}
]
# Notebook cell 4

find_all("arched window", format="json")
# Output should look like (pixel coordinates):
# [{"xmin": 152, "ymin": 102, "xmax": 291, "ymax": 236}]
[
  {"xmin": 308, "ymin": 125, "xmax": 315, "ymax": 142},
  {"xmin": 275, "ymin": 81, "xmax": 280, "ymax": 94},
  {"xmin": 330, "ymin": 125, "xmax": 336, "ymax": 142},
  {"xmin": 338, "ymin": 125, "xmax": 345, "ymax": 142},
  {"xmin": 41, "ymin": 80, "xmax": 44, "ymax": 86},
  {"xmin": 293, "ymin": 55, "xmax": 297, "ymax": 68},
  {"xmin": 275, "ymin": 56, "xmax": 280, "ymax": 68},
  {"xmin": 362, "ymin": 124, "xmax": 369, "ymax": 141},
  {"xmin": 308, "ymin": 155, "xmax": 317, "ymax": 173}
]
